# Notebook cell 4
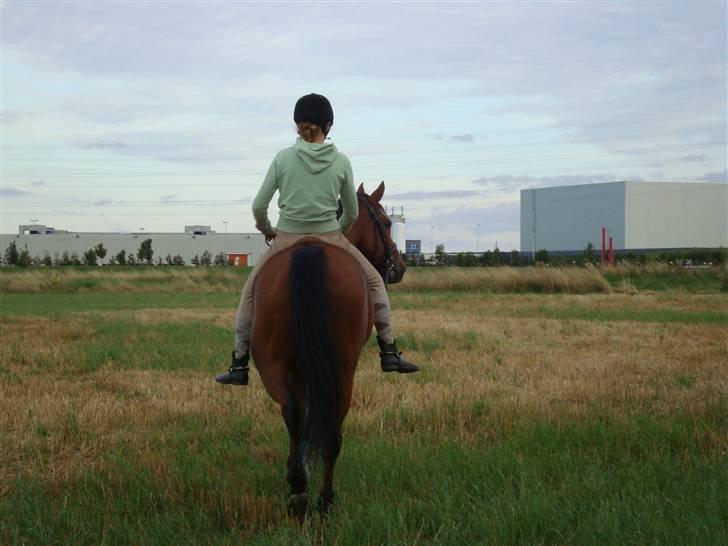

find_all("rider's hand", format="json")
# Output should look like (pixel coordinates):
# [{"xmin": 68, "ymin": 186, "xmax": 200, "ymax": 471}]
[{"xmin": 265, "ymin": 231, "xmax": 277, "ymax": 244}]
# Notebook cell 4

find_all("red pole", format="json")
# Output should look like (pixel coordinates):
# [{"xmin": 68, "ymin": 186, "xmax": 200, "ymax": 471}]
[
  {"xmin": 608, "ymin": 237, "xmax": 614, "ymax": 265},
  {"xmin": 601, "ymin": 226, "xmax": 606, "ymax": 266}
]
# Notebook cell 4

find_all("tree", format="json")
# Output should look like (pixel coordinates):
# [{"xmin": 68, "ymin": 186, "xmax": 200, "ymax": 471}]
[
  {"xmin": 61, "ymin": 251, "xmax": 72, "ymax": 265},
  {"xmin": 535, "ymin": 249, "xmax": 550, "ymax": 264},
  {"xmin": 191, "ymin": 254, "xmax": 200, "ymax": 266},
  {"xmin": 94, "ymin": 243, "xmax": 107, "ymax": 260},
  {"xmin": 434, "ymin": 244, "xmax": 447, "ymax": 266},
  {"xmin": 83, "ymin": 248, "xmax": 98, "ymax": 266},
  {"xmin": 137, "ymin": 238, "xmax": 153, "ymax": 264},
  {"xmin": 115, "ymin": 249, "xmax": 127, "ymax": 265},
  {"xmin": 16, "ymin": 245, "xmax": 32, "ymax": 267},
  {"xmin": 580, "ymin": 242, "xmax": 596, "ymax": 265},
  {"xmin": 510, "ymin": 249, "xmax": 521, "ymax": 266},
  {"xmin": 42, "ymin": 251, "xmax": 53, "ymax": 266},
  {"xmin": 69, "ymin": 251, "xmax": 81, "ymax": 265},
  {"xmin": 200, "ymin": 250, "xmax": 213, "ymax": 266},
  {"xmin": 213, "ymin": 251, "xmax": 228, "ymax": 266},
  {"xmin": 172, "ymin": 254, "xmax": 185, "ymax": 266},
  {"xmin": 4, "ymin": 241, "xmax": 19, "ymax": 265},
  {"xmin": 491, "ymin": 246, "xmax": 502, "ymax": 266},
  {"xmin": 127, "ymin": 254, "xmax": 137, "ymax": 265}
]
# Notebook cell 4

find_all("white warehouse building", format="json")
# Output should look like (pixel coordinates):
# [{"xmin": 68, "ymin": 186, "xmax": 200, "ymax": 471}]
[
  {"xmin": 1, "ymin": 225, "xmax": 269, "ymax": 266},
  {"xmin": 520, "ymin": 181, "xmax": 728, "ymax": 253}
]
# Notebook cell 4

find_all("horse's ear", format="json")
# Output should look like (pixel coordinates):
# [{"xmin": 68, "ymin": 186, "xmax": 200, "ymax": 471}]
[
  {"xmin": 371, "ymin": 181, "xmax": 385, "ymax": 203},
  {"xmin": 357, "ymin": 183, "xmax": 365, "ymax": 194}
]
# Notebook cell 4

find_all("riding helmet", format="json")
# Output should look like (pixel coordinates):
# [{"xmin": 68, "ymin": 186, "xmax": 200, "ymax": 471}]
[{"xmin": 293, "ymin": 93, "xmax": 334, "ymax": 134}]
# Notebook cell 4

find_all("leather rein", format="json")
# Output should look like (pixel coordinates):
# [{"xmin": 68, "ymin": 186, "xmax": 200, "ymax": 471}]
[{"xmin": 356, "ymin": 193, "xmax": 397, "ymax": 286}]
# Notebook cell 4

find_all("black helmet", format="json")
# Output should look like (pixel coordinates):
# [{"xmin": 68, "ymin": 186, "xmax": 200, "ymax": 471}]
[{"xmin": 293, "ymin": 93, "xmax": 334, "ymax": 134}]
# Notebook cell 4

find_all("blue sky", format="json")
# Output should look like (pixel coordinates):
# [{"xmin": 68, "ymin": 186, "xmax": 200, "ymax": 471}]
[{"xmin": 1, "ymin": 1, "xmax": 726, "ymax": 251}]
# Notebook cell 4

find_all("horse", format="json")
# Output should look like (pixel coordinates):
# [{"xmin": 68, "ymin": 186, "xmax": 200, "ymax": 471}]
[{"xmin": 249, "ymin": 181, "xmax": 405, "ymax": 520}]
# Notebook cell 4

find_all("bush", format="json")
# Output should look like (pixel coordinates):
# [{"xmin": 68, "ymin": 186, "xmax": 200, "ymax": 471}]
[{"xmin": 213, "ymin": 252, "xmax": 228, "ymax": 266}]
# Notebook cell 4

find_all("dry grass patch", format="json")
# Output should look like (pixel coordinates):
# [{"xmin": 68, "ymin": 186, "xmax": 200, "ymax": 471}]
[{"xmin": 1, "ymin": 291, "xmax": 726, "ymax": 495}]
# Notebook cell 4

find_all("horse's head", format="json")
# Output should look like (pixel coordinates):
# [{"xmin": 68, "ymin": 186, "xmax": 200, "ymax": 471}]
[{"xmin": 346, "ymin": 181, "xmax": 406, "ymax": 285}]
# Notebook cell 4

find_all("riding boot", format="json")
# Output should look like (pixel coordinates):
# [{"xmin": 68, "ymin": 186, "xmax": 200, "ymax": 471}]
[
  {"xmin": 215, "ymin": 351, "xmax": 250, "ymax": 385},
  {"xmin": 377, "ymin": 337, "xmax": 419, "ymax": 374}
]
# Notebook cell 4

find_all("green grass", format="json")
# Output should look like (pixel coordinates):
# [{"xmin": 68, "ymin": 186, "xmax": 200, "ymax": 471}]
[
  {"xmin": 509, "ymin": 305, "xmax": 728, "ymax": 325},
  {"xmin": 79, "ymin": 320, "xmax": 232, "ymax": 372},
  {"xmin": 3, "ymin": 291, "xmax": 724, "ymax": 326},
  {"xmin": 2, "ymin": 412, "xmax": 725, "ymax": 545}
]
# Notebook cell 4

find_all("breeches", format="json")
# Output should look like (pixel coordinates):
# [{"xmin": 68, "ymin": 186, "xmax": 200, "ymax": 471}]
[{"xmin": 234, "ymin": 230, "xmax": 394, "ymax": 356}]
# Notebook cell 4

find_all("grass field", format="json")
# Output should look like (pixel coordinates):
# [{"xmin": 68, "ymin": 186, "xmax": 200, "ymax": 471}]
[{"xmin": 1, "ymin": 266, "xmax": 727, "ymax": 545}]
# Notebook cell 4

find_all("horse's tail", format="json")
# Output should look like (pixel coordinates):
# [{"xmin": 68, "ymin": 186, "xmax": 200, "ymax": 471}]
[{"xmin": 289, "ymin": 244, "xmax": 342, "ymax": 458}]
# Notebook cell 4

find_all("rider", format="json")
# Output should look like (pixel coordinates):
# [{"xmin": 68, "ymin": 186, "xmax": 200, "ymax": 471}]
[{"xmin": 215, "ymin": 93, "xmax": 419, "ymax": 386}]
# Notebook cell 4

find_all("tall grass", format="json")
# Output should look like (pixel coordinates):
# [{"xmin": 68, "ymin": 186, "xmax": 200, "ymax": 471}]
[
  {"xmin": 1, "ymin": 265, "xmax": 614, "ymax": 295},
  {"xmin": 391, "ymin": 264, "xmax": 612, "ymax": 293},
  {"xmin": 0, "ymin": 267, "xmax": 249, "ymax": 293}
]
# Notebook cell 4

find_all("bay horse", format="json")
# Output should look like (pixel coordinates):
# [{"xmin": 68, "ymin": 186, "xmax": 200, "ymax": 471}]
[{"xmin": 249, "ymin": 181, "xmax": 405, "ymax": 519}]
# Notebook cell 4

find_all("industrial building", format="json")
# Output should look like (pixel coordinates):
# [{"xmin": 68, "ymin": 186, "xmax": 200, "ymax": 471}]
[
  {"xmin": 1, "ymin": 208, "xmax": 409, "ymax": 265},
  {"xmin": 520, "ymin": 181, "xmax": 727, "ymax": 253},
  {"xmin": 1, "ymin": 225, "xmax": 269, "ymax": 266}
]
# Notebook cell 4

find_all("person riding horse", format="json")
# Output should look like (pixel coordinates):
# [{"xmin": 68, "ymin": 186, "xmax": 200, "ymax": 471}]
[{"xmin": 215, "ymin": 93, "xmax": 419, "ymax": 386}]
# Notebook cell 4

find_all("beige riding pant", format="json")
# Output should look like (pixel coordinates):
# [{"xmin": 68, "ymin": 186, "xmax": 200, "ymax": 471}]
[{"xmin": 234, "ymin": 230, "xmax": 394, "ymax": 356}]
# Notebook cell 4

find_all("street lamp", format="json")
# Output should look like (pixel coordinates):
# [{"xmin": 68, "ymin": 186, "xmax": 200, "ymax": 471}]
[
  {"xmin": 430, "ymin": 225, "xmax": 436, "ymax": 254},
  {"xmin": 476, "ymin": 223, "xmax": 480, "ymax": 253},
  {"xmin": 223, "ymin": 221, "xmax": 228, "ymax": 233}
]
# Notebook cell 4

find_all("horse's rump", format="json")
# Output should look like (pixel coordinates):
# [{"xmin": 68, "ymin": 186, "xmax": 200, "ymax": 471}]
[{"xmin": 250, "ymin": 239, "xmax": 373, "ymax": 406}]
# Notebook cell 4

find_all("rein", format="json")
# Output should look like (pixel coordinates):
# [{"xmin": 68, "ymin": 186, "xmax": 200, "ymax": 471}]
[{"xmin": 356, "ymin": 193, "xmax": 397, "ymax": 286}]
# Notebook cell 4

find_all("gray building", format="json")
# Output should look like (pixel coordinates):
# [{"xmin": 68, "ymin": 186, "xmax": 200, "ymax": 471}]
[
  {"xmin": 1, "ymin": 225, "xmax": 269, "ymax": 266},
  {"xmin": 520, "ymin": 181, "xmax": 727, "ymax": 253}
]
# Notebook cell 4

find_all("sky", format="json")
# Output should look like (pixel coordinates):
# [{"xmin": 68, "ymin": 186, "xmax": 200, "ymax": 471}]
[{"xmin": 1, "ymin": 0, "xmax": 726, "ymax": 252}]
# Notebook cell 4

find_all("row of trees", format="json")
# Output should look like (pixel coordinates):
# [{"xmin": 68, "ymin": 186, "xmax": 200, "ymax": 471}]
[
  {"xmin": 404, "ymin": 242, "xmax": 727, "ymax": 267},
  {"xmin": 2, "ymin": 239, "xmax": 235, "ymax": 268}
]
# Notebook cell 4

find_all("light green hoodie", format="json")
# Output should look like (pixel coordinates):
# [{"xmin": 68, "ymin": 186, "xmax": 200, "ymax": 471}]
[{"xmin": 252, "ymin": 138, "xmax": 358, "ymax": 236}]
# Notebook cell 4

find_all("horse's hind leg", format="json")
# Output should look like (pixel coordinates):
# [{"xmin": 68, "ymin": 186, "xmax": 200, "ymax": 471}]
[
  {"xmin": 317, "ymin": 425, "xmax": 342, "ymax": 514},
  {"xmin": 282, "ymin": 398, "xmax": 308, "ymax": 521}
]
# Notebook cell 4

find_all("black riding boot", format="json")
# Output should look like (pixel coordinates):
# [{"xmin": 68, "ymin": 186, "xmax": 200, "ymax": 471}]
[
  {"xmin": 378, "ymin": 337, "xmax": 419, "ymax": 374},
  {"xmin": 215, "ymin": 351, "xmax": 250, "ymax": 385}
]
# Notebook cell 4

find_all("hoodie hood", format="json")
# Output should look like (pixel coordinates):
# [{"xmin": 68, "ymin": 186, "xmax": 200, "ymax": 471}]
[{"xmin": 294, "ymin": 138, "xmax": 339, "ymax": 174}]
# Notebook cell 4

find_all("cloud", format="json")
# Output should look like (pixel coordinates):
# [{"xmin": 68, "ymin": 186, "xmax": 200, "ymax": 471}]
[
  {"xmin": 701, "ymin": 169, "xmax": 727, "ymax": 182},
  {"xmin": 679, "ymin": 154, "xmax": 710, "ymax": 162},
  {"xmin": 83, "ymin": 141, "xmax": 128, "ymax": 150},
  {"xmin": 31, "ymin": 180, "xmax": 45, "ymax": 186},
  {"xmin": 471, "ymin": 173, "xmax": 633, "ymax": 192},
  {"xmin": 387, "ymin": 190, "xmax": 479, "ymax": 200},
  {"xmin": 405, "ymin": 202, "xmax": 521, "ymax": 252},
  {"xmin": 450, "ymin": 134, "xmax": 475, "ymax": 143},
  {"xmin": 1, "ymin": 187, "xmax": 33, "ymax": 197},
  {"xmin": 159, "ymin": 194, "xmax": 178, "ymax": 202},
  {"xmin": 0, "ymin": 110, "xmax": 23, "ymax": 125}
]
